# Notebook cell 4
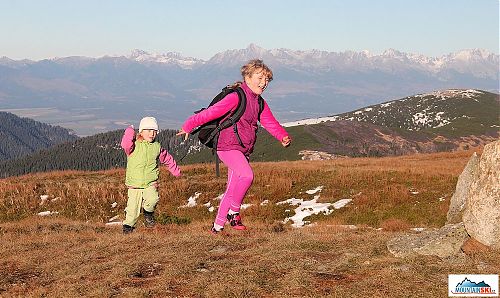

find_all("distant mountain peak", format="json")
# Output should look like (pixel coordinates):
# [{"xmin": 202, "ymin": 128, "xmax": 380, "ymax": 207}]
[
  {"xmin": 246, "ymin": 43, "xmax": 264, "ymax": 51},
  {"xmin": 128, "ymin": 49, "xmax": 205, "ymax": 68},
  {"xmin": 130, "ymin": 49, "xmax": 149, "ymax": 57},
  {"xmin": 450, "ymin": 48, "xmax": 495, "ymax": 60}
]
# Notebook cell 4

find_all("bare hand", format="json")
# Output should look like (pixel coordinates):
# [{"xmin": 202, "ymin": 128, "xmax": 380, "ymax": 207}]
[
  {"xmin": 281, "ymin": 136, "xmax": 291, "ymax": 147},
  {"xmin": 176, "ymin": 128, "xmax": 189, "ymax": 141}
]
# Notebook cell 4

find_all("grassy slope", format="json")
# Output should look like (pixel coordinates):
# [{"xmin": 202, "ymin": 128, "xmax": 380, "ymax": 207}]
[
  {"xmin": 1, "ymin": 149, "xmax": 499, "ymax": 297},
  {"xmin": 0, "ymin": 149, "xmax": 476, "ymax": 226}
]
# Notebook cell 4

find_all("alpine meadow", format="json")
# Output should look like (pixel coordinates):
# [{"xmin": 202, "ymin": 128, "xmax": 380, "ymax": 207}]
[
  {"xmin": 1, "ymin": 150, "xmax": 500, "ymax": 297},
  {"xmin": 0, "ymin": 43, "xmax": 499, "ymax": 297}
]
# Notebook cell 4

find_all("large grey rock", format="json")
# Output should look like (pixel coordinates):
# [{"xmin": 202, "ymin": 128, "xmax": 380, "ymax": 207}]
[
  {"xmin": 447, "ymin": 152, "xmax": 480, "ymax": 224},
  {"xmin": 387, "ymin": 223, "xmax": 469, "ymax": 258},
  {"xmin": 463, "ymin": 140, "xmax": 500, "ymax": 248}
]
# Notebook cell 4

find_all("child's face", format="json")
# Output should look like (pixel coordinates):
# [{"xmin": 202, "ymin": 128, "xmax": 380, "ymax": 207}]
[
  {"xmin": 140, "ymin": 129, "xmax": 157, "ymax": 142},
  {"xmin": 245, "ymin": 70, "xmax": 270, "ymax": 95}
]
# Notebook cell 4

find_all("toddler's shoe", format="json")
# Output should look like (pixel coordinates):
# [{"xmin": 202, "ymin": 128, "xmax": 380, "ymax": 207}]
[
  {"xmin": 226, "ymin": 213, "xmax": 247, "ymax": 230},
  {"xmin": 122, "ymin": 224, "xmax": 134, "ymax": 234},
  {"xmin": 143, "ymin": 210, "xmax": 156, "ymax": 228}
]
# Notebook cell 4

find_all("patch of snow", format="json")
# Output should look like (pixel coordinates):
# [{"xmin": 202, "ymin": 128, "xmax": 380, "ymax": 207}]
[
  {"xmin": 305, "ymin": 186, "xmax": 324, "ymax": 195},
  {"xmin": 282, "ymin": 115, "xmax": 339, "ymax": 127},
  {"xmin": 433, "ymin": 119, "xmax": 451, "ymax": 128},
  {"xmin": 180, "ymin": 192, "xmax": 201, "ymax": 208},
  {"xmin": 276, "ymin": 198, "xmax": 305, "ymax": 206},
  {"xmin": 333, "ymin": 198, "xmax": 352, "ymax": 209},
  {"xmin": 39, "ymin": 195, "xmax": 49, "ymax": 205},
  {"xmin": 37, "ymin": 211, "xmax": 59, "ymax": 216},
  {"xmin": 281, "ymin": 196, "xmax": 352, "ymax": 228},
  {"xmin": 240, "ymin": 204, "xmax": 253, "ymax": 210},
  {"xmin": 203, "ymin": 201, "xmax": 216, "ymax": 212},
  {"xmin": 260, "ymin": 200, "xmax": 269, "ymax": 206},
  {"xmin": 415, "ymin": 89, "xmax": 483, "ymax": 101},
  {"xmin": 111, "ymin": 202, "xmax": 118, "ymax": 208},
  {"xmin": 108, "ymin": 215, "xmax": 120, "ymax": 222},
  {"xmin": 105, "ymin": 221, "xmax": 122, "ymax": 226}
]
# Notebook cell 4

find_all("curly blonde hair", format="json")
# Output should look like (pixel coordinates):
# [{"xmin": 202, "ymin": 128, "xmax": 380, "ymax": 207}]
[{"xmin": 229, "ymin": 59, "xmax": 273, "ymax": 88}]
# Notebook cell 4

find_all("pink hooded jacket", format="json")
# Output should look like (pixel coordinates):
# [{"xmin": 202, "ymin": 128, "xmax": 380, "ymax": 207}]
[{"xmin": 182, "ymin": 82, "xmax": 288, "ymax": 156}]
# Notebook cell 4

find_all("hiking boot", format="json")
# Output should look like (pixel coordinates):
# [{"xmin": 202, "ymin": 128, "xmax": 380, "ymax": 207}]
[
  {"xmin": 122, "ymin": 224, "xmax": 134, "ymax": 234},
  {"xmin": 143, "ymin": 210, "xmax": 156, "ymax": 228},
  {"xmin": 226, "ymin": 213, "xmax": 246, "ymax": 230}
]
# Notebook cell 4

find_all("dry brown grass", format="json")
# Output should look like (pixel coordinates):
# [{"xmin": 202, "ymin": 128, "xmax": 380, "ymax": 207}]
[
  {"xmin": 1, "ymin": 148, "xmax": 498, "ymax": 297},
  {"xmin": 0, "ymin": 149, "xmax": 476, "ymax": 226},
  {"xmin": 1, "ymin": 218, "xmax": 498, "ymax": 297}
]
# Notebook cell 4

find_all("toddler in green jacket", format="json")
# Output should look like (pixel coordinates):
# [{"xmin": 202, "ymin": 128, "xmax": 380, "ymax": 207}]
[{"xmin": 120, "ymin": 116, "xmax": 181, "ymax": 234}]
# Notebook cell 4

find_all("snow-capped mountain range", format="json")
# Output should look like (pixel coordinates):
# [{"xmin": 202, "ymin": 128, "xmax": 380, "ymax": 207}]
[
  {"xmin": 0, "ymin": 44, "xmax": 498, "ymax": 136},
  {"xmin": 126, "ymin": 44, "xmax": 498, "ymax": 79},
  {"xmin": 128, "ymin": 49, "xmax": 204, "ymax": 68}
]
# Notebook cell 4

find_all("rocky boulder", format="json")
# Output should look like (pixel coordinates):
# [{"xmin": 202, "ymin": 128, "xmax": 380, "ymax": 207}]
[
  {"xmin": 446, "ymin": 152, "xmax": 480, "ymax": 224},
  {"xmin": 388, "ymin": 140, "xmax": 499, "ymax": 258},
  {"xmin": 387, "ymin": 223, "xmax": 469, "ymax": 258},
  {"xmin": 462, "ymin": 140, "xmax": 500, "ymax": 248}
]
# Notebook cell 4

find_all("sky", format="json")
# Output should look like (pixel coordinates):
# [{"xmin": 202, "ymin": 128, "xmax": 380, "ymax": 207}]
[{"xmin": 0, "ymin": 0, "xmax": 498, "ymax": 61}]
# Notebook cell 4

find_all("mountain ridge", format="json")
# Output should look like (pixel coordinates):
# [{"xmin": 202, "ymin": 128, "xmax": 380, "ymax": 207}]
[{"xmin": 0, "ymin": 88, "xmax": 497, "ymax": 177}]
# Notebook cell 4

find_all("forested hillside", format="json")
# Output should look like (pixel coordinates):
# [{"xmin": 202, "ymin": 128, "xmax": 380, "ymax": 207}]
[
  {"xmin": 0, "ymin": 112, "xmax": 78, "ymax": 160},
  {"xmin": 0, "ymin": 129, "xmax": 198, "ymax": 177}
]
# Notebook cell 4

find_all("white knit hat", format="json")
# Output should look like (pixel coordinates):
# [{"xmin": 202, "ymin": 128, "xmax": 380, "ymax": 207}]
[{"xmin": 139, "ymin": 117, "xmax": 159, "ymax": 132}]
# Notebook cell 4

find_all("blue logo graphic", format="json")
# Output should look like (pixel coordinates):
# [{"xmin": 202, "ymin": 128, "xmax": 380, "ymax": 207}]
[{"xmin": 453, "ymin": 278, "xmax": 497, "ymax": 295}]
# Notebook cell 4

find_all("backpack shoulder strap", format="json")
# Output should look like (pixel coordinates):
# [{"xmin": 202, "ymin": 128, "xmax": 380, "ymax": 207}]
[
  {"xmin": 257, "ymin": 96, "xmax": 264, "ymax": 121},
  {"xmin": 217, "ymin": 86, "xmax": 246, "ymax": 129}
]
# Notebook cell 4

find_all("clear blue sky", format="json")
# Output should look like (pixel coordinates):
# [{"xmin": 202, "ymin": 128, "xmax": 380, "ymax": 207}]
[{"xmin": 1, "ymin": 0, "xmax": 498, "ymax": 60}]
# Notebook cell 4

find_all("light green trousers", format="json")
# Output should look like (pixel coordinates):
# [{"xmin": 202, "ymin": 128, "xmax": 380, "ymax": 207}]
[{"xmin": 123, "ymin": 185, "xmax": 159, "ymax": 227}]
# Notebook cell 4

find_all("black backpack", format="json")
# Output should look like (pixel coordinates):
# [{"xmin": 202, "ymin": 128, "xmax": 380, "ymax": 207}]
[
  {"xmin": 192, "ymin": 86, "xmax": 264, "ymax": 149},
  {"xmin": 191, "ymin": 86, "xmax": 264, "ymax": 176}
]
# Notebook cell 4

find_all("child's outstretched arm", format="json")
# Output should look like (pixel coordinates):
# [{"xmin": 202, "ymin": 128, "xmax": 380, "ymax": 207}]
[
  {"xmin": 178, "ymin": 93, "xmax": 239, "ymax": 137},
  {"xmin": 121, "ymin": 125, "xmax": 136, "ymax": 155},
  {"xmin": 259, "ymin": 100, "xmax": 291, "ymax": 147},
  {"xmin": 159, "ymin": 148, "xmax": 181, "ymax": 177}
]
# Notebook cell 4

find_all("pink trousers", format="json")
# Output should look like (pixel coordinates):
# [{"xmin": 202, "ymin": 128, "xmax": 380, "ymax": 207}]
[{"xmin": 214, "ymin": 150, "xmax": 254, "ymax": 226}]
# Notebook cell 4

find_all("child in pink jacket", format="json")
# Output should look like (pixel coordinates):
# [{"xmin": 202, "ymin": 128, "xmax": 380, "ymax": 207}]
[{"xmin": 177, "ymin": 59, "xmax": 291, "ymax": 234}]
